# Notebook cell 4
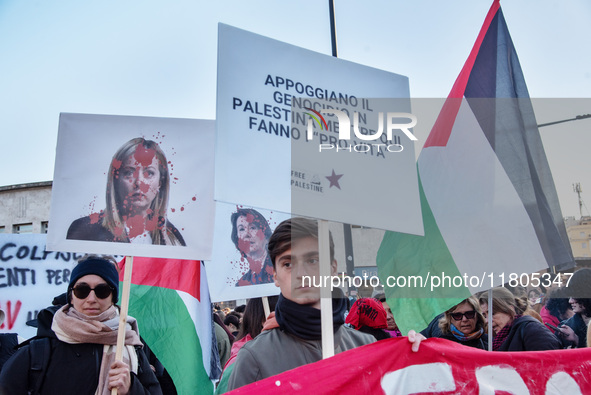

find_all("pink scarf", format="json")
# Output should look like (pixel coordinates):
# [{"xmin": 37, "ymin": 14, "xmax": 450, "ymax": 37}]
[{"xmin": 52, "ymin": 305, "xmax": 142, "ymax": 395}]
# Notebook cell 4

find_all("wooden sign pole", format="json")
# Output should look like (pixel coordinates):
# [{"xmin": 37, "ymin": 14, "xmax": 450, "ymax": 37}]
[
  {"xmin": 111, "ymin": 256, "xmax": 134, "ymax": 395},
  {"xmin": 262, "ymin": 296, "xmax": 271, "ymax": 319},
  {"xmin": 319, "ymin": 220, "xmax": 335, "ymax": 359}
]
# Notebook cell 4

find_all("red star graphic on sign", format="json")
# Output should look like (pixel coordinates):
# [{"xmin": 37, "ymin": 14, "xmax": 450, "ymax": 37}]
[{"xmin": 326, "ymin": 169, "xmax": 343, "ymax": 189}]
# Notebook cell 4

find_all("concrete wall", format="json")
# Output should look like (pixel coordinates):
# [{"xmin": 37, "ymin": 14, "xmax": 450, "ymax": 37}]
[{"xmin": 0, "ymin": 182, "xmax": 52, "ymax": 233}]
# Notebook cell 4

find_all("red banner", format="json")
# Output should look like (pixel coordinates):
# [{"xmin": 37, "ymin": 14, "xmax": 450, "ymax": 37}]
[{"xmin": 227, "ymin": 337, "xmax": 591, "ymax": 394}]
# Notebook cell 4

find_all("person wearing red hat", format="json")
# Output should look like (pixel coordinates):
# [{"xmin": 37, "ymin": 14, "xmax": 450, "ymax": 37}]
[{"xmin": 345, "ymin": 298, "xmax": 391, "ymax": 340}]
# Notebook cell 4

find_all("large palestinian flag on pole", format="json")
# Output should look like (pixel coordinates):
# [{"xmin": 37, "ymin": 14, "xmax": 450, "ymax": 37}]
[
  {"xmin": 119, "ymin": 257, "xmax": 215, "ymax": 394},
  {"xmin": 377, "ymin": 0, "xmax": 574, "ymax": 333}
]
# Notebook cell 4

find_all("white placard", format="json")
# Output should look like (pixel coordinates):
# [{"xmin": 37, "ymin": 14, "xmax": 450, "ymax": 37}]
[
  {"xmin": 47, "ymin": 113, "xmax": 215, "ymax": 260},
  {"xmin": 291, "ymin": 98, "xmax": 423, "ymax": 234},
  {"xmin": 205, "ymin": 202, "xmax": 289, "ymax": 302},
  {"xmin": 215, "ymin": 24, "xmax": 422, "ymax": 235}
]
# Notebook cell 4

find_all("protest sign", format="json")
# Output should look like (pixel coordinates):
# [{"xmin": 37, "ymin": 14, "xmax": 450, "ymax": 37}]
[
  {"xmin": 291, "ymin": 98, "xmax": 422, "ymax": 234},
  {"xmin": 47, "ymin": 113, "xmax": 215, "ymax": 260},
  {"xmin": 205, "ymin": 202, "xmax": 289, "ymax": 302},
  {"xmin": 215, "ymin": 24, "xmax": 422, "ymax": 235}
]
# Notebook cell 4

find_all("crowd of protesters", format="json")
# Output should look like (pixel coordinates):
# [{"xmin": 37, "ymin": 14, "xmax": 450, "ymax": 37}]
[{"xmin": 0, "ymin": 217, "xmax": 589, "ymax": 394}]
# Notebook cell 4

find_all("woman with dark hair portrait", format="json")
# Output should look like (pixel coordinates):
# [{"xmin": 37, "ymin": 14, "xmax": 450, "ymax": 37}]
[
  {"xmin": 67, "ymin": 137, "xmax": 185, "ymax": 246},
  {"xmin": 230, "ymin": 208, "xmax": 273, "ymax": 286}
]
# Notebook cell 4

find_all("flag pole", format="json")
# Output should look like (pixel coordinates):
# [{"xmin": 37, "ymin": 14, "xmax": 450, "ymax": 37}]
[
  {"xmin": 319, "ymin": 219, "xmax": 335, "ymax": 359},
  {"xmin": 111, "ymin": 256, "xmax": 134, "ymax": 395},
  {"xmin": 329, "ymin": 0, "xmax": 338, "ymax": 57},
  {"xmin": 318, "ymin": 0, "xmax": 341, "ymax": 361}
]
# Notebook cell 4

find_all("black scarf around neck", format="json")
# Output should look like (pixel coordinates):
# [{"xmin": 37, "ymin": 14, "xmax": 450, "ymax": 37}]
[{"xmin": 274, "ymin": 291, "xmax": 347, "ymax": 340}]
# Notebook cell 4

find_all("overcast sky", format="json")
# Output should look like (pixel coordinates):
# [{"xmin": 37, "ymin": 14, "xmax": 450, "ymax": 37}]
[{"xmin": 1, "ymin": 0, "xmax": 589, "ymax": 217}]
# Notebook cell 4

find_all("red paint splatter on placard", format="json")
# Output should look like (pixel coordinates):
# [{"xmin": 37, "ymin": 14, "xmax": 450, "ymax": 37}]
[
  {"xmin": 169, "ymin": 195, "xmax": 198, "ymax": 215},
  {"xmin": 125, "ymin": 214, "xmax": 146, "ymax": 238},
  {"xmin": 146, "ymin": 215, "xmax": 158, "ymax": 231},
  {"xmin": 112, "ymin": 225, "xmax": 125, "ymax": 237},
  {"xmin": 89, "ymin": 212, "xmax": 101, "ymax": 224},
  {"xmin": 84, "ymin": 197, "xmax": 103, "ymax": 224},
  {"xmin": 238, "ymin": 238, "xmax": 250, "ymax": 255},
  {"xmin": 248, "ymin": 256, "xmax": 263, "ymax": 274},
  {"xmin": 133, "ymin": 144, "xmax": 156, "ymax": 167},
  {"xmin": 138, "ymin": 182, "xmax": 150, "ymax": 193},
  {"xmin": 264, "ymin": 265, "xmax": 274, "ymax": 277},
  {"xmin": 227, "ymin": 256, "xmax": 253, "ymax": 286}
]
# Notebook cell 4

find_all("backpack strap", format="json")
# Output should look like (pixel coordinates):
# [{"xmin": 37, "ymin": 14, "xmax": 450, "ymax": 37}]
[{"xmin": 28, "ymin": 338, "xmax": 52, "ymax": 395}]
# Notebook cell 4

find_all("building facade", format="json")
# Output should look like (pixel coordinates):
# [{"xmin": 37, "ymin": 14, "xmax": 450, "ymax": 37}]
[
  {"xmin": 565, "ymin": 216, "xmax": 591, "ymax": 258},
  {"xmin": 0, "ymin": 182, "xmax": 52, "ymax": 234}
]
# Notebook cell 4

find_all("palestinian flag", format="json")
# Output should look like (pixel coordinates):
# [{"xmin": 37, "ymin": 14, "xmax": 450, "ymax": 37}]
[
  {"xmin": 377, "ymin": 0, "xmax": 574, "ymax": 333},
  {"xmin": 119, "ymin": 257, "xmax": 215, "ymax": 394}
]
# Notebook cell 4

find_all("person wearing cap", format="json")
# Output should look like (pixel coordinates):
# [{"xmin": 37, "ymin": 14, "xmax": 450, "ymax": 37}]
[
  {"xmin": 373, "ymin": 292, "xmax": 402, "ymax": 337},
  {"xmin": 345, "ymin": 298, "xmax": 392, "ymax": 340},
  {"xmin": 0, "ymin": 255, "xmax": 162, "ymax": 395}
]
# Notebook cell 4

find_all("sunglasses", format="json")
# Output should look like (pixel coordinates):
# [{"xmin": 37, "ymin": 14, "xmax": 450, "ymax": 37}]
[
  {"xmin": 450, "ymin": 310, "xmax": 477, "ymax": 321},
  {"xmin": 72, "ymin": 284, "xmax": 113, "ymax": 300}
]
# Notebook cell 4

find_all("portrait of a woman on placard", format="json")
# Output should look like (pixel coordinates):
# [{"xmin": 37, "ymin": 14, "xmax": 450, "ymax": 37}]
[
  {"xmin": 230, "ymin": 208, "xmax": 273, "ymax": 286},
  {"xmin": 67, "ymin": 137, "xmax": 186, "ymax": 246}
]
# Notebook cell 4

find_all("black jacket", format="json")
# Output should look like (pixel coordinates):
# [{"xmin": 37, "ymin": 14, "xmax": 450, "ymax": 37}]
[
  {"xmin": 420, "ymin": 313, "xmax": 444, "ymax": 338},
  {"xmin": 560, "ymin": 313, "xmax": 588, "ymax": 348},
  {"xmin": 67, "ymin": 215, "xmax": 186, "ymax": 246},
  {"xmin": 498, "ymin": 315, "xmax": 562, "ymax": 352},
  {"xmin": 0, "ymin": 305, "xmax": 162, "ymax": 395},
  {"xmin": 0, "ymin": 333, "xmax": 18, "ymax": 372}
]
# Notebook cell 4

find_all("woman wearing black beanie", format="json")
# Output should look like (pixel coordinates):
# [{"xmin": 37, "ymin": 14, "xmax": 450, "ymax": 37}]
[{"xmin": 0, "ymin": 255, "xmax": 162, "ymax": 395}]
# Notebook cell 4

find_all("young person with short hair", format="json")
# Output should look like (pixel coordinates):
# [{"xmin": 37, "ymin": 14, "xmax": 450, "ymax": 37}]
[{"xmin": 227, "ymin": 218, "xmax": 424, "ymax": 390}]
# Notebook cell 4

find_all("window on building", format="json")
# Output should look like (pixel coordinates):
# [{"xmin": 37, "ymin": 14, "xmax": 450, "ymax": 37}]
[
  {"xmin": 13, "ymin": 223, "xmax": 33, "ymax": 234},
  {"xmin": 582, "ymin": 242, "xmax": 588, "ymax": 250},
  {"xmin": 41, "ymin": 221, "xmax": 49, "ymax": 234},
  {"xmin": 0, "ymin": 226, "xmax": 4, "ymax": 233},
  {"xmin": 580, "ymin": 231, "xmax": 586, "ymax": 238}
]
